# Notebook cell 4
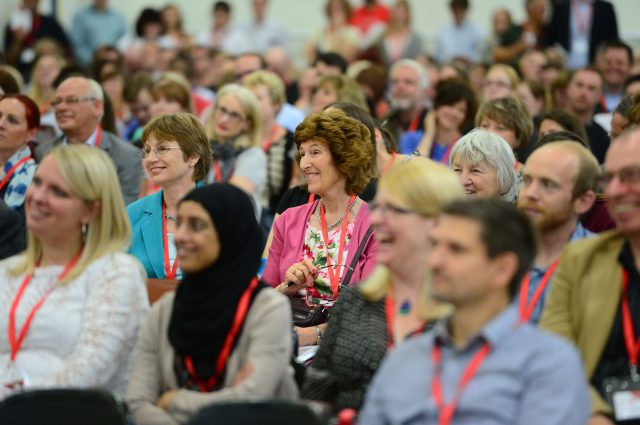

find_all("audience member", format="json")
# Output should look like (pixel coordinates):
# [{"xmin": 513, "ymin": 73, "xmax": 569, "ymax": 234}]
[
  {"xmin": 0, "ymin": 144, "xmax": 148, "ymax": 399},
  {"xmin": 303, "ymin": 159, "xmax": 463, "ymax": 413},
  {"xmin": 350, "ymin": 0, "xmax": 390, "ymax": 43},
  {"xmin": 195, "ymin": 1, "xmax": 251, "ymax": 55},
  {"xmin": 263, "ymin": 108, "xmax": 376, "ymax": 347},
  {"xmin": 516, "ymin": 141, "xmax": 599, "ymax": 324},
  {"xmin": 476, "ymin": 96, "xmax": 533, "ymax": 160},
  {"xmin": 486, "ymin": 8, "xmax": 525, "ymax": 65},
  {"xmin": 518, "ymin": 49, "xmax": 548, "ymax": 83},
  {"xmin": 481, "ymin": 64, "xmax": 519, "ymax": 101},
  {"xmin": 27, "ymin": 52, "xmax": 64, "ymax": 115},
  {"xmin": 610, "ymin": 95, "xmax": 633, "ymax": 140},
  {"xmin": 376, "ymin": 0, "xmax": 422, "ymax": 68},
  {"xmin": 205, "ymin": 84, "xmax": 267, "ymax": 219},
  {"xmin": 544, "ymin": 0, "xmax": 618, "ymax": 70},
  {"xmin": 538, "ymin": 108, "xmax": 589, "ymax": 145},
  {"xmin": 0, "ymin": 94, "xmax": 40, "ymax": 215},
  {"xmin": 382, "ymin": 59, "xmax": 430, "ymax": 154},
  {"xmin": 123, "ymin": 71, "xmax": 153, "ymax": 144},
  {"xmin": 35, "ymin": 76, "xmax": 142, "ymax": 204},
  {"xmin": 160, "ymin": 4, "xmax": 192, "ymax": 50},
  {"xmin": 359, "ymin": 198, "xmax": 589, "ymax": 425},
  {"xmin": 540, "ymin": 127, "xmax": 640, "ymax": 423},
  {"xmin": 306, "ymin": 0, "xmax": 361, "ymax": 64},
  {"xmin": 125, "ymin": 183, "xmax": 297, "ymax": 425},
  {"xmin": 127, "ymin": 113, "xmax": 211, "ymax": 280},
  {"xmin": 0, "ymin": 199, "xmax": 25, "ymax": 260},
  {"xmin": 239, "ymin": 0, "xmax": 290, "ymax": 54},
  {"xmin": 596, "ymin": 39, "xmax": 633, "ymax": 113},
  {"xmin": 70, "ymin": 0, "xmax": 127, "ymax": 65},
  {"xmin": 310, "ymin": 74, "xmax": 368, "ymax": 113},
  {"xmin": 435, "ymin": 0, "xmax": 485, "ymax": 65},
  {"xmin": 565, "ymin": 67, "xmax": 610, "ymax": 163},
  {"xmin": 449, "ymin": 128, "xmax": 519, "ymax": 202}
]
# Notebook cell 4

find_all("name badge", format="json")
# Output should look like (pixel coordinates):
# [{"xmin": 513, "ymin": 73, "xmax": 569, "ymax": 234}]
[
  {"xmin": 604, "ymin": 375, "xmax": 640, "ymax": 421},
  {"xmin": 573, "ymin": 38, "xmax": 588, "ymax": 55}
]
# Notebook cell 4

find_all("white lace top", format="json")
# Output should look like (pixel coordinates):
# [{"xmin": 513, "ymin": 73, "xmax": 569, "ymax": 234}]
[{"xmin": 0, "ymin": 252, "xmax": 149, "ymax": 398}]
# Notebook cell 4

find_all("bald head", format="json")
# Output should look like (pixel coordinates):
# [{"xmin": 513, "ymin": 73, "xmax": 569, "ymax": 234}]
[{"xmin": 54, "ymin": 77, "xmax": 104, "ymax": 138}]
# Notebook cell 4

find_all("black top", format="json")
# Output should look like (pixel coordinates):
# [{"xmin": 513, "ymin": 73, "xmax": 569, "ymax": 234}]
[
  {"xmin": 302, "ymin": 286, "xmax": 433, "ymax": 412},
  {"xmin": 585, "ymin": 120, "xmax": 610, "ymax": 164},
  {"xmin": 591, "ymin": 242, "xmax": 640, "ymax": 400},
  {"xmin": 0, "ymin": 199, "xmax": 25, "ymax": 261}
]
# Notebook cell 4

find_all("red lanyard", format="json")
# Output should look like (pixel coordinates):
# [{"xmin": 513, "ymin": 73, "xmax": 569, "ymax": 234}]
[
  {"xmin": 213, "ymin": 159, "xmax": 234, "ymax": 183},
  {"xmin": 184, "ymin": 277, "xmax": 259, "ymax": 392},
  {"xmin": 319, "ymin": 195, "xmax": 356, "ymax": 298},
  {"xmin": 261, "ymin": 124, "xmax": 283, "ymax": 153},
  {"xmin": 439, "ymin": 140, "xmax": 457, "ymax": 165},
  {"xmin": 24, "ymin": 14, "xmax": 41, "ymax": 46},
  {"xmin": 8, "ymin": 252, "xmax": 82, "ymax": 361},
  {"xmin": 308, "ymin": 193, "xmax": 316, "ymax": 204},
  {"xmin": 385, "ymin": 295, "xmax": 395, "ymax": 350},
  {"xmin": 383, "ymin": 152, "xmax": 397, "ymax": 175},
  {"xmin": 518, "ymin": 259, "xmax": 559, "ymax": 322},
  {"xmin": 407, "ymin": 111, "xmax": 421, "ymax": 133},
  {"xmin": 0, "ymin": 156, "xmax": 31, "ymax": 192},
  {"xmin": 431, "ymin": 342, "xmax": 491, "ymax": 425},
  {"xmin": 161, "ymin": 200, "xmax": 179, "ymax": 279},
  {"xmin": 621, "ymin": 269, "xmax": 640, "ymax": 375},
  {"xmin": 94, "ymin": 126, "xmax": 103, "ymax": 148}
]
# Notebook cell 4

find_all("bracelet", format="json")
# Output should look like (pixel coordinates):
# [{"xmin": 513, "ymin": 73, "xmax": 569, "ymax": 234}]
[{"xmin": 314, "ymin": 325, "xmax": 322, "ymax": 345}]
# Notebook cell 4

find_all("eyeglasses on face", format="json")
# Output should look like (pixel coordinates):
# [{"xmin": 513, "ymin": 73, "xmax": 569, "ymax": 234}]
[
  {"xmin": 215, "ymin": 105, "xmax": 246, "ymax": 124},
  {"xmin": 601, "ymin": 166, "xmax": 640, "ymax": 187},
  {"xmin": 51, "ymin": 96, "xmax": 96, "ymax": 108},
  {"xmin": 369, "ymin": 202, "xmax": 416, "ymax": 216},
  {"xmin": 139, "ymin": 145, "xmax": 182, "ymax": 159}
]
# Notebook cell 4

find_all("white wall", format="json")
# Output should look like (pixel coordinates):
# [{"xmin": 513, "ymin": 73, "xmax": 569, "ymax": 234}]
[{"xmin": 4, "ymin": 0, "xmax": 640, "ymax": 61}]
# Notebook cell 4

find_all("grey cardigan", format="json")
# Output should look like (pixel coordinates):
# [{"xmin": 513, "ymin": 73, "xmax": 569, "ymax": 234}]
[{"xmin": 125, "ymin": 288, "xmax": 299, "ymax": 425}]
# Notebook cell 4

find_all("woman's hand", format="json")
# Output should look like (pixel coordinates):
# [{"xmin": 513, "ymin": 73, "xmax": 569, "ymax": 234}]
[
  {"xmin": 156, "ymin": 390, "xmax": 177, "ymax": 410},
  {"xmin": 416, "ymin": 111, "xmax": 437, "ymax": 157},
  {"xmin": 278, "ymin": 259, "xmax": 316, "ymax": 296}
]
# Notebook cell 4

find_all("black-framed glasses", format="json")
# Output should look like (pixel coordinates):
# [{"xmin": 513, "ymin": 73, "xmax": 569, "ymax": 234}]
[
  {"xmin": 601, "ymin": 166, "xmax": 640, "ymax": 187},
  {"xmin": 51, "ymin": 96, "xmax": 96, "ymax": 108},
  {"xmin": 139, "ymin": 146, "xmax": 182, "ymax": 159},
  {"xmin": 215, "ymin": 105, "xmax": 246, "ymax": 124},
  {"xmin": 369, "ymin": 202, "xmax": 415, "ymax": 216}
]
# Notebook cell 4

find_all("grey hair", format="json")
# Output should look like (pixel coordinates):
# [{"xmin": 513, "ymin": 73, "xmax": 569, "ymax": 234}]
[
  {"xmin": 86, "ymin": 78, "xmax": 104, "ymax": 102},
  {"xmin": 390, "ymin": 59, "xmax": 430, "ymax": 89},
  {"xmin": 449, "ymin": 128, "xmax": 519, "ymax": 202}
]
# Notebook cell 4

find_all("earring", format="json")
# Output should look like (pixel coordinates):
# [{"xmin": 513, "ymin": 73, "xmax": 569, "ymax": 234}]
[{"xmin": 82, "ymin": 223, "xmax": 88, "ymax": 241}]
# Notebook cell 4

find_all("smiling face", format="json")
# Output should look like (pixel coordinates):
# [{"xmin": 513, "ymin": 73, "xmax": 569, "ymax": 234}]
[
  {"xmin": 0, "ymin": 97, "xmax": 36, "ymax": 156},
  {"xmin": 143, "ymin": 134, "xmax": 196, "ymax": 187},
  {"xmin": 175, "ymin": 200, "xmax": 221, "ymax": 273},
  {"xmin": 54, "ymin": 77, "xmax": 102, "ymax": 136},
  {"xmin": 604, "ymin": 134, "xmax": 640, "ymax": 238},
  {"xmin": 451, "ymin": 155, "xmax": 500, "ymax": 199},
  {"xmin": 311, "ymin": 82, "xmax": 338, "ymax": 113},
  {"xmin": 482, "ymin": 68, "xmax": 513, "ymax": 101},
  {"xmin": 298, "ymin": 139, "xmax": 345, "ymax": 197},
  {"xmin": 370, "ymin": 187, "xmax": 434, "ymax": 273},
  {"xmin": 436, "ymin": 99, "xmax": 467, "ymax": 132},
  {"xmin": 212, "ymin": 94, "xmax": 249, "ymax": 142},
  {"xmin": 25, "ymin": 155, "xmax": 94, "ymax": 246}
]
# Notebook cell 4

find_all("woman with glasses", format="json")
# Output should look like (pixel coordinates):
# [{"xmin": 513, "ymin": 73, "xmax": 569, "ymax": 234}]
[
  {"xmin": 0, "ymin": 94, "xmax": 40, "ymax": 216},
  {"xmin": 262, "ymin": 108, "xmax": 377, "ymax": 347},
  {"xmin": 302, "ymin": 159, "xmax": 464, "ymax": 413},
  {"xmin": 127, "ymin": 113, "xmax": 211, "ymax": 280},
  {"xmin": 481, "ymin": 64, "xmax": 520, "ymax": 102},
  {"xmin": 205, "ymin": 84, "xmax": 266, "ymax": 219},
  {"xmin": 125, "ymin": 183, "xmax": 297, "ymax": 425},
  {"xmin": 0, "ymin": 144, "xmax": 148, "ymax": 398}
]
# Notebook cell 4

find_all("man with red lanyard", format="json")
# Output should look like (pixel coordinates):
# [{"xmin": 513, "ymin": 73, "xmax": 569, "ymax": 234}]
[
  {"xmin": 381, "ymin": 59, "xmax": 430, "ymax": 155},
  {"xmin": 516, "ymin": 141, "xmax": 599, "ymax": 324},
  {"xmin": 360, "ymin": 199, "xmax": 589, "ymax": 425},
  {"xmin": 35, "ymin": 76, "xmax": 142, "ymax": 205},
  {"xmin": 541, "ymin": 128, "xmax": 640, "ymax": 425}
]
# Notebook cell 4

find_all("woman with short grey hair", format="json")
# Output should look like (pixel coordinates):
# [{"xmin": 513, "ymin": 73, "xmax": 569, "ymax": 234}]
[{"xmin": 449, "ymin": 128, "xmax": 519, "ymax": 202}]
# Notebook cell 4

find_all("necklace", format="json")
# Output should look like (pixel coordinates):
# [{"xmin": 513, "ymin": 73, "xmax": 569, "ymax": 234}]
[
  {"xmin": 316, "ymin": 196, "xmax": 358, "ymax": 231},
  {"xmin": 399, "ymin": 299, "xmax": 412, "ymax": 316}
]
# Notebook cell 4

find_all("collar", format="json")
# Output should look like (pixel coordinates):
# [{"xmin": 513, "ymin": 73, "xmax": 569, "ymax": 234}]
[
  {"xmin": 5, "ymin": 146, "xmax": 32, "ymax": 168},
  {"xmin": 619, "ymin": 240, "xmax": 640, "ymax": 276},
  {"xmin": 433, "ymin": 305, "xmax": 519, "ymax": 352},
  {"xmin": 570, "ymin": 222, "xmax": 594, "ymax": 242}
]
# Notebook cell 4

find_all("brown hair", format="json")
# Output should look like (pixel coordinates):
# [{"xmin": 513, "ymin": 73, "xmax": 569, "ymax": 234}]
[
  {"xmin": 476, "ymin": 96, "xmax": 533, "ymax": 148},
  {"xmin": 141, "ymin": 112, "xmax": 212, "ymax": 181},
  {"xmin": 151, "ymin": 77, "xmax": 192, "ymax": 113},
  {"xmin": 294, "ymin": 108, "xmax": 374, "ymax": 194}
]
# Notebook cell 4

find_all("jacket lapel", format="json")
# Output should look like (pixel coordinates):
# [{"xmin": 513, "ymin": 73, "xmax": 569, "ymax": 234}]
[{"xmin": 141, "ymin": 192, "xmax": 166, "ymax": 278}]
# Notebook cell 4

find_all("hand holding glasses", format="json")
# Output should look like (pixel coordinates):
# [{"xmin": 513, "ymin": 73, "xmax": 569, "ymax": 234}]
[{"xmin": 283, "ymin": 260, "xmax": 354, "ymax": 307}]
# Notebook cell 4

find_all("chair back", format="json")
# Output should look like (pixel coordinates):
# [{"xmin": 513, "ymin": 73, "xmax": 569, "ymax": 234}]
[
  {"xmin": 0, "ymin": 389, "xmax": 132, "ymax": 425},
  {"xmin": 187, "ymin": 400, "xmax": 328, "ymax": 425}
]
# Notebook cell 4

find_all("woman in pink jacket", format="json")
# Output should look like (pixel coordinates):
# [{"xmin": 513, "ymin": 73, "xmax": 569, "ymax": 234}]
[{"xmin": 262, "ymin": 108, "xmax": 377, "ymax": 347}]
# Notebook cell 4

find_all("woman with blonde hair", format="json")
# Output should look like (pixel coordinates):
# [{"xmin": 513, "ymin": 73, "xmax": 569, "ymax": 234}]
[
  {"xmin": 302, "ymin": 158, "xmax": 463, "ymax": 413},
  {"xmin": 206, "ymin": 83, "xmax": 266, "ymax": 218},
  {"xmin": 0, "ymin": 144, "xmax": 148, "ymax": 398},
  {"xmin": 310, "ymin": 74, "xmax": 368, "ymax": 113},
  {"xmin": 482, "ymin": 63, "xmax": 520, "ymax": 101}
]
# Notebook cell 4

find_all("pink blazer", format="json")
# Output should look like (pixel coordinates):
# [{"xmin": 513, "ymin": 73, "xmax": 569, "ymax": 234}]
[{"xmin": 262, "ymin": 200, "xmax": 377, "ymax": 288}]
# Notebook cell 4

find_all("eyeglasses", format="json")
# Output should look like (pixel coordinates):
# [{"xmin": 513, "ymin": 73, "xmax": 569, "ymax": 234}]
[
  {"xmin": 369, "ymin": 202, "xmax": 416, "ymax": 216},
  {"xmin": 51, "ymin": 96, "xmax": 96, "ymax": 108},
  {"xmin": 215, "ymin": 105, "xmax": 246, "ymax": 124},
  {"xmin": 601, "ymin": 166, "xmax": 640, "ymax": 187},
  {"xmin": 483, "ymin": 80, "xmax": 511, "ymax": 89},
  {"xmin": 139, "ymin": 146, "xmax": 182, "ymax": 159}
]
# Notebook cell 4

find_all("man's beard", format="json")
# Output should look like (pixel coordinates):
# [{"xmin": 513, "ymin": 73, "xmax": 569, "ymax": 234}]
[{"xmin": 389, "ymin": 96, "xmax": 415, "ymax": 111}]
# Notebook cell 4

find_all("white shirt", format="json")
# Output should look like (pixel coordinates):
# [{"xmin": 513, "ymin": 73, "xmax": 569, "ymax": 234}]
[{"xmin": 0, "ymin": 252, "xmax": 149, "ymax": 399}]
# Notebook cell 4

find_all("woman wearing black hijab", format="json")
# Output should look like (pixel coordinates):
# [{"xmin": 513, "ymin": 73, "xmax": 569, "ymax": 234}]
[{"xmin": 126, "ymin": 183, "xmax": 298, "ymax": 425}]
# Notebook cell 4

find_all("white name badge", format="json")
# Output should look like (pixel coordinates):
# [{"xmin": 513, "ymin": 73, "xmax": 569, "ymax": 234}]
[{"xmin": 613, "ymin": 390, "xmax": 640, "ymax": 421}]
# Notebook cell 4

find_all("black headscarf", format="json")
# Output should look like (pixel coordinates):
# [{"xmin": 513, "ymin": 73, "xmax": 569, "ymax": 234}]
[{"xmin": 168, "ymin": 183, "xmax": 266, "ymax": 385}]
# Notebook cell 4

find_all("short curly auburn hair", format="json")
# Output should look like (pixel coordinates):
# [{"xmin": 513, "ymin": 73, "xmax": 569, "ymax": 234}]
[{"xmin": 294, "ymin": 108, "xmax": 374, "ymax": 195}]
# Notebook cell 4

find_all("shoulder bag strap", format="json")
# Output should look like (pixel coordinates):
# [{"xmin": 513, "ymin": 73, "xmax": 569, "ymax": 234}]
[{"xmin": 341, "ymin": 225, "xmax": 374, "ymax": 287}]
